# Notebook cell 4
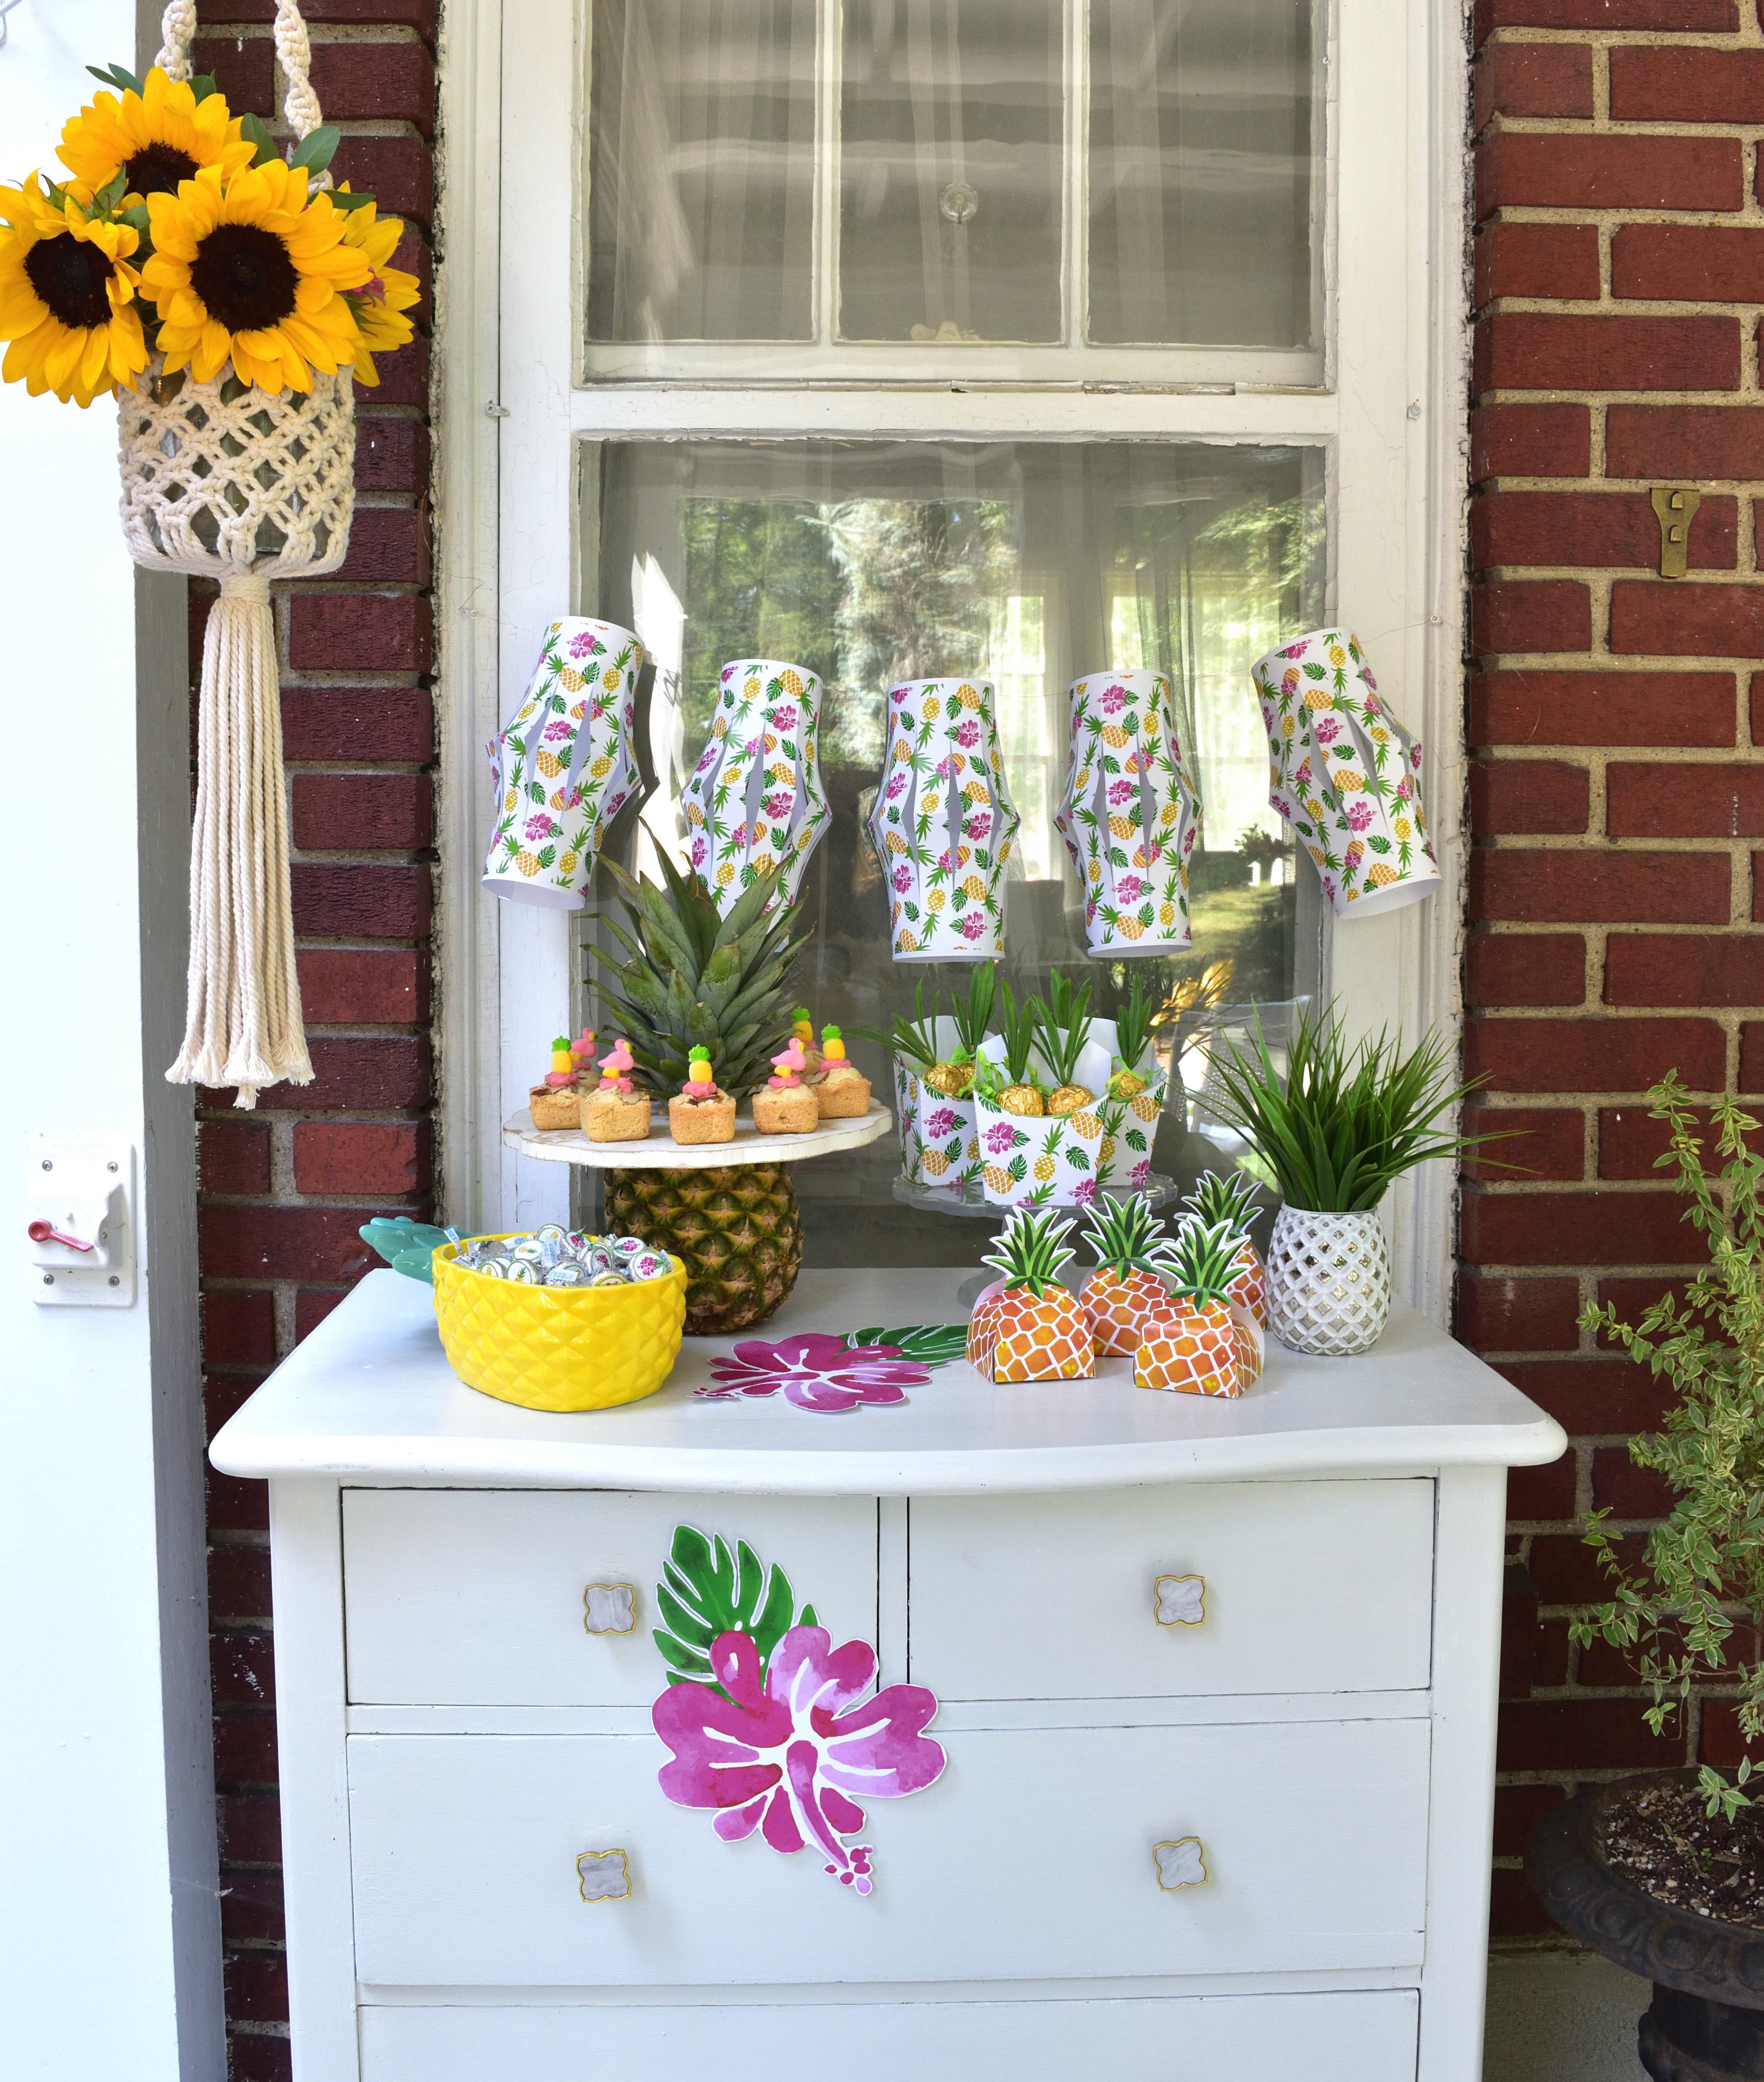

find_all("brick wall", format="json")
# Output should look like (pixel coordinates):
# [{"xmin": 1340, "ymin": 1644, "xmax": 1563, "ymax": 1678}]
[
  {"xmin": 1465, "ymin": 0, "xmax": 1764, "ymax": 1941},
  {"xmin": 192, "ymin": 7, "xmax": 437, "ymax": 2072}
]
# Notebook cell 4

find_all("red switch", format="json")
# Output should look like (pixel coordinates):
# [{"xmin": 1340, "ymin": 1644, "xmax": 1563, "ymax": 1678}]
[{"xmin": 28, "ymin": 1220, "xmax": 94, "ymax": 1253}]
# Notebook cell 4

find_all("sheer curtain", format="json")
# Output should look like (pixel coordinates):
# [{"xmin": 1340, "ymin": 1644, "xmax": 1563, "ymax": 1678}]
[{"xmin": 587, "ymin": 0, "xmax": 817, "ymax": 342}]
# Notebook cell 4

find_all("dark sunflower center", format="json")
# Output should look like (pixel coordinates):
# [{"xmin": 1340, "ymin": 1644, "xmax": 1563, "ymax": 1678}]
[
  {"xmin": 189, "ymin": 223, "xmax": 298, "ymax": 332},
  {"xmin": 23, "ymin": 233, "xmax": 112, "ymax": 330},
  {"xmin": 124, "ymin": 142, "xmax": 200, "ymax": 197}
]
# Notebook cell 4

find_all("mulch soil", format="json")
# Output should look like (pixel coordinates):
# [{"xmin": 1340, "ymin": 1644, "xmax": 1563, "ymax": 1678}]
[{"xmin": 1599, "ymin": 1778, "xmax": 1764, "ymax": 1930}]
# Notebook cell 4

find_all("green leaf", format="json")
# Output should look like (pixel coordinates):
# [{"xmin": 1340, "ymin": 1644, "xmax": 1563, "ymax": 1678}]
[
  {"xmin": 650, "ymin": 1524, "xmax": 806, "ymax": 1699},
  {"xmin": 189, "ymin": 73, "xmax": 219, "ymax": 103},
  {"xmin": 329, "ymin": 188, "xmax": 377, "ymax": 212},
  {"xmin": 846, "ymin": 1324, "xmax": 969, "ymax": 1369},
  {"xmin": 87, "ymin": 63, "xmax": 145, "ymax": 94},
  {"xmin": 290, "ymin": 125, "xmax": 341, "ymax": 174},
  {"xmin": 238, "ymin": 112, "xmax": 281, "ymax": 169}
]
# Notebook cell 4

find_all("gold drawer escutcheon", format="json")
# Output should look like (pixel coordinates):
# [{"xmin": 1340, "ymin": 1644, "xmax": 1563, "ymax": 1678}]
[
  {"xmin": 583, "ymin": 1583, "xmax": 638, "ymax": 1634},
  {"xmin": 1153, "ymin": 1838, "xmax": 1208, "ymax": 1891},
  {"xmin": 1152, "ymin": 1573, "xmax": 1205, "ymax": 1626},
  {"xmin": 577, "ymin": 1849, "xmax": 631, "ymax": 1903}
]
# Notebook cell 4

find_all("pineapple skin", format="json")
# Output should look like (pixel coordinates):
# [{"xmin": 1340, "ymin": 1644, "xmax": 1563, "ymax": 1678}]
[{"xmin": 605, "ymin": 1163, "xmax": 802, "ymax": 1334}]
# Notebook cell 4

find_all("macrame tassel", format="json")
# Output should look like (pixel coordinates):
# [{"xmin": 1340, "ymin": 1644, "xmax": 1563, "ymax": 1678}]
[{"xmin": 167, "ymin": 573, "xmax": 312, "ymax": 1109}]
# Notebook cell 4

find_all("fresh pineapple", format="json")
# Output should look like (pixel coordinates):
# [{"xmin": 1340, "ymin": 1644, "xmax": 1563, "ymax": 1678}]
[
  {"xmin": 1036, "ymin": 970, "xmax": 1096, "ymax": 1115},
  {"xmin": 604, "ymin": 1163, "xmax": 802, "ymax": 1337}
]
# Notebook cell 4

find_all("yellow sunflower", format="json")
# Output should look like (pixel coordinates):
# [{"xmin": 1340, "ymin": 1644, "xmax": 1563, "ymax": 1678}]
[
  {"xmin": 0, "ymin": 174, "xmax": 147, "ymax": 406},
  {"xmin": 58, "ymin": 66, "xmax": 255, "ymax": 201},
  {"xmin": 334, "ymin": 189, "xmax": 420, "ymax": 386},
  {"xmin": 141, "ymin": 160, "xmax": 370, "ymax": 394}
]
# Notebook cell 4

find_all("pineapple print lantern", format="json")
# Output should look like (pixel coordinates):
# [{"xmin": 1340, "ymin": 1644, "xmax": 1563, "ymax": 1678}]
[
  {"xmin": 1251, "ymin": 627, "xmax": 1441, "ymax": 919},
  {"xmin": 483, "ymin": 617, "xmax": 645, "ymax": 909},
  {"xmin": 868, "ymin": 677, "xmax": 1020, "ymax": 960},
  {"xmin": 684, "ymin": 659, "xmax": 831, "ymax": 916},
  {"xmin": 1055, "ymin": 668, "xmax": 1200, "ymax": 953},
  {"xmin": 967, "ymin": 1208, "xmax": 1096, "ymax": 1383}
]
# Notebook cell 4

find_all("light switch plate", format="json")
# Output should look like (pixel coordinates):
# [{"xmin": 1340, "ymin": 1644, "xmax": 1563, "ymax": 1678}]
[{"xmin": 25, "ymin": 1137, "xmax": 135, "ymax": 1306}]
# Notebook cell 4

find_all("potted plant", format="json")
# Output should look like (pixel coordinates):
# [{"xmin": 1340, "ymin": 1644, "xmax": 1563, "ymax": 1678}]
[
  {"xmin": 1526, "ymin": 1078, "xmax": 1764, "ymax": 2082},
  {"xmin": 1205, "ymin": 1003, "xmax": 1496, "ymax": 1354}
]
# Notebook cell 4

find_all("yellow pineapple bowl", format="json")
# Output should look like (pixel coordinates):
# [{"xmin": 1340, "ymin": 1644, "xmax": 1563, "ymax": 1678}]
[{"xmin": 432, "ymin": 1236, "xmax": 686, "ymax": 1412}]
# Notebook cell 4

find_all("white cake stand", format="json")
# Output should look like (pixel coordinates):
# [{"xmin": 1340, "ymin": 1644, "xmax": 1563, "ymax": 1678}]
[{"xmin": 502, "ymin": 1099, "xmax": 893, "ymax": 1170}]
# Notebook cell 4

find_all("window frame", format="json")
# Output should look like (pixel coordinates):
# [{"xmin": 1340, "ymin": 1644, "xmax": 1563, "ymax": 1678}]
[{"xmin": 437, "ymin": 0, "xmax": 1470, "ymax": 1318}]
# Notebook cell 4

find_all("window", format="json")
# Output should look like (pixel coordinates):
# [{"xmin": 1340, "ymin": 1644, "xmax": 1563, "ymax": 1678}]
[{"xmin": 475, "ymin": 0, "xmax": 1454, "ymax": 1294}]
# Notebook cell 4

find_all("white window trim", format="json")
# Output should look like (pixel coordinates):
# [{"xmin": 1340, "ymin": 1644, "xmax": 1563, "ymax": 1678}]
[{"xmin": 435, "ymin": 0, "xmax": 1470, "ymax": 1322}]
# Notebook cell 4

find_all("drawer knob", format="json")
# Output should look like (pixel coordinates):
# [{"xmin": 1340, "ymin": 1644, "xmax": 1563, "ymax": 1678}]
[
  {"xmin": 1153, "ymin": 1573, "xmax": 1205, "ymax": 1626},
  {"xmin": 583, "ymin": 1583, "xmax": 637, "ymax": 1635},
  {"xmin": 1153, "ymin": 1838, "xmax": 1208, "ymax": 1891},
  {"xmin": 577, "ymin": 1849, "xmax": 631, "ymax": 1903}
]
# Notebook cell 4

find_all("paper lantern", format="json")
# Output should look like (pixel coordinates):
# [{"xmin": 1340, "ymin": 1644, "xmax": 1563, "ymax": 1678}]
[
  {"xmin": 868, "ymin": 677, "xmax": 1020, "ymax": 961},
  {"xmin": 1055, "ymin": 667, "xmax": 1200, "ymax": 953},
  {"xmin": 1251, "ymin": 627, "xmax": 1440, "ymax": 919},
  {"xmin": 682, "ymin": 658, "xmax": 829, "ymax": 913},
  {"xmin": 483, "ymin": 617, "xmax": 644, "ymax": 909}
]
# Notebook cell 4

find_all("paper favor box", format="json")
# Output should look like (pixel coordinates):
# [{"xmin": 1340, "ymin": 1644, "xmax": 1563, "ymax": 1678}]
[{"xmin": 973, "ymin": 1019, "xmax": 1166, "ymax": 1210}]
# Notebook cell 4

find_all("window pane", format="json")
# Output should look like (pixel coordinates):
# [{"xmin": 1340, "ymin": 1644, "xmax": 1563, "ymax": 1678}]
[
  {"xmin": 587, "ymin": 0, "xmax": 818, "ymax": 342},
  {"xmin": 1089, "ymin": 0, "xmax": 1316, "ymax": 347},
  {"xmin": 839, "ymin": 0, "xmax": 1064, "ymax": 345},
  {"xmin": 585, "ymin": 439, "xmax": 1322, "ymax": 1267}
]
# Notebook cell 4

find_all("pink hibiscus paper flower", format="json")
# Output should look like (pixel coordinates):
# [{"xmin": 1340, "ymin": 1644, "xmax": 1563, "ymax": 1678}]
[
  {"xmin": 654, "ymin": 1626, "xmax": 945, "ymax": 1892},
  {"xmin": 700, "ymin": 1332, "xmax": 928, "ymax": 1413}
]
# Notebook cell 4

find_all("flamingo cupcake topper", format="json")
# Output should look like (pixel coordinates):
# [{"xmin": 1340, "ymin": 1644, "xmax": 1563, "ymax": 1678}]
[
  {"xmin": 599, "ymin": 1038, "xmax": 637, "ymax": 1094},
  {"xmin": 769, "ymin": 1039, "xmax": 807, "ymax": 1089}
]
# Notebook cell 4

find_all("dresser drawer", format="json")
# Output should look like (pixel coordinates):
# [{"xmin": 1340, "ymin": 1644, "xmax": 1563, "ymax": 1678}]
[
  {"xmin": 348, "ymin": 1717, "xmax": 1428, "ymax": 1986},
  {"xmin": 342, "ymin": 1491, "xmax": 880, "ymax": 1706},
  {"xmin": 360, "ymin": 1990, "xmax": 1419, "ymax": 2079},
  {"xmin": 909, "ymin": 1479, "xmax": 1434, "ymax": 1701}
]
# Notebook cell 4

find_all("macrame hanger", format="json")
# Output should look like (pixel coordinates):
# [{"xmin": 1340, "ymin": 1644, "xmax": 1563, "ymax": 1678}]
[{"xmin": 156, "ymin": 0, "xmax": 327, "ymax": 176}]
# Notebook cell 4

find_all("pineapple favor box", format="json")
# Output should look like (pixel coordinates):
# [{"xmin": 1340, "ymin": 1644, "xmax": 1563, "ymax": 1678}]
[
  {"xmin": 895, "ymin": 1015, "xmax": 989, "ymax": 1189},
  {"xmin": 484, "ymin": 618, "xmax": 644, "ymax": 909},
  {"xmin": 683, "ymin": 658, "xmax": 830, "ymax": 915},
  {"xmin": 972, "ymin": 1018, "xmax": 1166, "ymax": 1210}
]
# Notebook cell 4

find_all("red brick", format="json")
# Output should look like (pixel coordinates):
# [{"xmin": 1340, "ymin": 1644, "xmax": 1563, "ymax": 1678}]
[
  {"xmin": 281, "ymin": 688, "xmax": 434, "ymax": 764},
  {"xmin": 1610, "ymin": 44, "xmax": 1764, "ymax": 124},
  {"xmin": 219, "ymin": 0, "xmax": 435, "ymax": 26},
  {"xmin": 1472, "ymin": 580, "xmax": 1591, "ymax": 656},
  {"xmin": 1477, "ymin": 312, "xmax": 1741, "ymax": 393},
  {"xmin": 1474, "ymin": 491, "xmax": 1735, "ymax": 573},
  {"xmin": 1478, "ymin": 132, "xmax": 1742, "ymax": 217},
  {"xmin": 207, "ymin": 1469, "xmax": 269, "ymax": 1534},
  {"xmin": 226, "ymin": 2035, "xmax": 292, "ymax": 2082},
  {"xmin": 1608, "ymin": 764, "xmax": 1764, "ymax": 837},
  {"xmin": 292, "ymin": 773, "xmax": 432, "ymax": 852},
  {"xmin": 293, "ymin": 1122, "xmax": 428, "ymax": 1196},
  {"xmin": 1495, "ymin": 1358, "xmax": 1674, "ymax": 1433},
  {"xmin": 1491, "ymin": 1864, "xmax": 1559, "ymax": 1942},
  {"xmin": 1510, "ymin": 1454, "xmax": 1579, "ymax": 1521},
  {"xmin": 201, "ymin": 1291, "xmax": 277, "ymax": 1370},
  {"xmin": 224, "ymin": 1950, "xmax": 289, "ymax": 2026},
  {"xmin": 1591, "ymin": 1445, "xmax": 1675, "ymax": 1519},
  {"xmin": 1466, "ymin": 933, "xmax": 1588, "ymax": 1007},
  {"xmin": 288, "ymin": 594, "xmax": 432, "ymax": 675},
  {"xmin": 1699, "ymin": 1703, "xmax": 1764, "ymax": 1766},
  {"xmin": 1479, "ymin": 0, "xmax": 1735, "ymax": 25},
  {"xmin": 198, "ymin": 1206, "xmax": 388, "ymax": 1283},
  {"xmin": 1466, "ymin": 1016, "xmax": 1724, "ymax": 1095},
  {"xmin": 1496, "ymin": 1784, "xmax": 1569, "ymax": 1860},
  {"xmin": 191, "ymin": 34, "xmax": 273, "ymax": 114},
  {"xmin": 220, "ymin": 1868, "xmax": 287, "ymax": 1947},
  {"xmin": 209, "ymin": 1543, "xmax": 273, "ymax": 1624},
  {"xmin": 1497, "ymin": 1696, "xmax": 1683, "ymax": 1772},
  {"xmin": 1740, "ymin": 1022, "xmax": 1764, "ymax": 1090},
  {"xmin": 1472, "ymin": 403, "xmax": 1592, "ymax": 482},
  {"xmin": 1608, "ymin": 406, "xmax": 1764, "ymax": 484},
  {"xmin": 1611, "ymin": 583, "xmax": 1764, "ymax": 661},
  {"xmin": 199, "ymin": 1121, "xmax": 271, "ymax": 1197},
  {"xmin": 1476, "ymin": 41, "xmax": 1595, "ymax": 126},
  {"xmin": 307, "ymin": 41, "xmax": 436, "ymax": 133},
  {"xmin": 1457, "ymin": 1271, "xmax": 1585, "ymax": 1351},
  {"xmin": 1474, "ymin": 223, "xmax": 1601, "ymax": 306},
  {"xmin": 1614, "ymin": 224, "xmax": 1764, "ymax": 305},
  {"xmin": 211, "ymin": 1632, "xmax": 277, "ymax": 1711},
  {"xmin": 331, "ymin": 507, "xmax": 432, "ymax": 589},
  {"xmin": 204, "ymin": 1373, "xmax": 267, "ymax": 1441},
  {"xmin": 269, "ymin": 1038, "xmax": 431, "ymax": 1110},
  {"xmin": 389, "ymin": 229, "xmax": 434, "ymax": 328},
  {"xmin": 1461, "ymin": 1190, "xmax": 1704, "ymax": 1265},
  {"xmin": 1463, "ymin": 1105, "xmax": 1587, "ymax": 1182},
  {"xmin": 1471, "ymin": 669, "xmax": 1736, "ymax": 749},
  {"xmin": 1470, "ymin": 849, "xmax": 1731, "ymax": 924},
  {"xmin": 330, "ymin": 134, "xmax": 435, "ymax": 227},
  {"xmin": 292, "ymin": 863, "xmax": 432, "ymax": 940},
  {"xmin": 1536, "ymin": 1618, "xmax": 1573, "ymax": 1688},
  {"xmin": 1599, "ymin": 1100, "xmax": 1762, "ymax": 1177},
  {"xmin": 364, "ymin": 330, "xmax": 430, "ymax": 411},
  {"xmin": 1503, "ymin": 1568, "xmax": 1540, "ymax": 1698},
  {"xmin": 1470, "ymin": 760, "xmax": 1590, "ymax": 834},
  {"xmin": 294, "ymin": 1289, "xmax": 352, "ymax": 1343},
  {"xmin": 1606, "ymin": 933, "xmax": 1764, "ymax": 1007},
  {"xmin": 1597, "ymin": 1274, "xmax": 1697, "ymax": 1328},
  {"xmin": 217, "ymin": 1792, "xmax": 282, "ymax": 1866},
  {"xmin": 297, "ymin": 949, "xmax": 429, "ymax": 1025},
  {"xmin": 353, "ymin": 416, "xmax": 431, "ymax": 495}
]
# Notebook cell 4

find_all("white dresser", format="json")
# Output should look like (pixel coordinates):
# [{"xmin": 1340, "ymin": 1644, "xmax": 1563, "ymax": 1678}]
[{"xmin": 211, "ymin": 1267, "xmax": 1564, "ymax": 2082}]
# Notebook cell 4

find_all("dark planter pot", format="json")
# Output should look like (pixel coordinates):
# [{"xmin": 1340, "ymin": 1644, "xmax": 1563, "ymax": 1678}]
[{"xmin": 1526, "ymin": 1771, "xmax": 1764, "ymax": 2080}]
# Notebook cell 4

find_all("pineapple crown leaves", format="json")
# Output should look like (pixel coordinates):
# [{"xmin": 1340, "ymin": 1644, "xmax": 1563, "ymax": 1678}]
[
  {"xmin": 1110, "ymin": 968, "xmax": 1159, "ymax": 1073},
  {"xmin": 1082, "ymin": 1192, "xmax": 1180, "ymax": 1279},
  {"xmin": 1165, "ymin": 1216, "xmax": 1242, "ymax": 1312},
  {"xmin": 950, "ymin": 962, "xmax": 999, "ymax": 1056},
  {"xmin": 551, "ymin": 1033, "xmax": 570, "ymax": 1051},
  {"xmin": 981, "ymin": 1206, "xmax": 1078, "ymax": 1299},
  {"xmin": 1035, "ymin": 969, "xmax": 1094, "ymax": 1089},
  {"xmin": 995, "ymin": 981, "xmax": 1043, "ymax": 1086},
  {"xmin": 1181, "ymin": 1169, "xmax": 1261, "ymax": 1243},
  {"xmin": 852, "ymin": 977, "xmax": 938, "ymax": 1073}
]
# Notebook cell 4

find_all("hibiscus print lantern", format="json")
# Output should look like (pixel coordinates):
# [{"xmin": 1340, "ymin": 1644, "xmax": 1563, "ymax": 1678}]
[
  {"xmin": 1055, "ymin": 667, "xmax": 1200, "ymax": 953},
  {"xmin": 867, "ymin": 677, "xmax": 1020, "ymax": 960},
  {"xmin": 1250, "ymin": 627, "xmax": 1441, "ymax": 919},
  {"xmin": 483, "ymin": 617, "xmax": 644, "ymax": 908},
  {"xmin": 683, "ymin": 658, "xmax": 830, "ymax": 915}
]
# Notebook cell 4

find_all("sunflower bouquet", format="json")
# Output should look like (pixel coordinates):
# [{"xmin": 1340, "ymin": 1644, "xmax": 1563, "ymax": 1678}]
[{"xmin": 0, "ymin": 58, "xmax": 418, "ymax": 406}]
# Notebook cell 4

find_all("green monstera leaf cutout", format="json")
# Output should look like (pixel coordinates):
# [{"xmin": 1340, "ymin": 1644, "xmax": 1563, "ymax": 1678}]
[
  {"xmin": 847, "ymin": 1323, "xmax": 970, "ymax": 1370},
  {"xmin": 653, "ymin": 1525, "xmax": 817, "ymax": 1694}
]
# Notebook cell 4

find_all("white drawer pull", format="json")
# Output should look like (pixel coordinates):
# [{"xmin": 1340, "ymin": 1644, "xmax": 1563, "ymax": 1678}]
[
  {"xmin": 576, "ymin": 1849, "xmax": 631, "ymax": 1903},
  {"xmin": 1153, "ymin": 1573, "xmax": 1205, "ymax": 1627},
  {"xmin": 583, "ymin": 1583, "xmax": 637, "ymax": 1635},
  {"xmin": 1153, "ymin": 1838, "xmax": 1207, "ymax": 1891}
]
